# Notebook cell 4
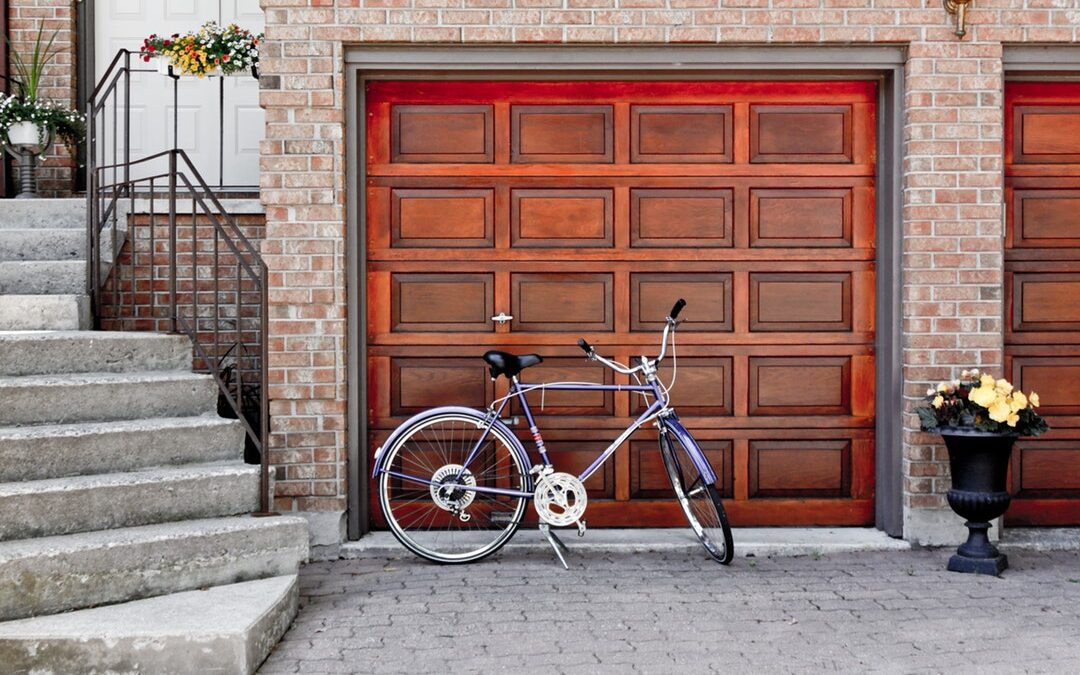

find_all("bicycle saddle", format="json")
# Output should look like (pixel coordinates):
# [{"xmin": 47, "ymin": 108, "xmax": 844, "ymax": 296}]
[{"xmin": 483, "ymin": 350, "xmax": 543, "ymax": 379}]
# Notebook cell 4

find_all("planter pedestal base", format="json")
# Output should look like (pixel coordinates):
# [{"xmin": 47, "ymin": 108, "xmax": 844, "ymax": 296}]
[
  {"xmin": 940, "ymin": 431, "xmax": 1017, "ymax": 577},
  {"xmin": 947, "ymin": 520, "xmax": 1008, "ymax": 575}
]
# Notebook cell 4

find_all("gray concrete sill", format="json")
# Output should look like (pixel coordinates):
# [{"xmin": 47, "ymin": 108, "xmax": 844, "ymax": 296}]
[{"xmin": 341, "ymin": 527, "xmax": 912, "ymax": 560}]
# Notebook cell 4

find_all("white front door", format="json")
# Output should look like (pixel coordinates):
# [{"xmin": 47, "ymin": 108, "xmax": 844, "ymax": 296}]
[{"xmin": 94, "ymin": 0, "xmax": 264, "ymax": 188}]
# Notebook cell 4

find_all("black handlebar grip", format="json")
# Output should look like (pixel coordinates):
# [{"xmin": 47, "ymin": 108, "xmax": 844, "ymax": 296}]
[
  {"xmin": 577, "ymin": 337, "xmax": 593, "ymax": 354},
  {"xmin": 670, "ymin": 298, "xmax": 687, "ymax": 320}
]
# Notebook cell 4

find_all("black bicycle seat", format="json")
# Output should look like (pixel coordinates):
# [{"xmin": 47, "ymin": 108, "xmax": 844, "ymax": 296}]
[{"xmin": 482, "ymin": 350, "xmax": 543, "ymax": 379}]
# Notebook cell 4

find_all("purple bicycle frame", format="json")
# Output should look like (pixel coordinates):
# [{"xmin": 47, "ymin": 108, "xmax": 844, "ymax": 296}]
[{"xmin": 373, "ymin": 374, "xmax": 717, "ymax": 499}]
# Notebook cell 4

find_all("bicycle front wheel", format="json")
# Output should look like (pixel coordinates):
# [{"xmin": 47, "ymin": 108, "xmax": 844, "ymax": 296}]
[
  {"xmin": 660, "ymin": 429, "xmax": 734, "ymax": 564},
  {"xmin": 378, "ymin": 412, "xmax": 530, "ymax": 564}
]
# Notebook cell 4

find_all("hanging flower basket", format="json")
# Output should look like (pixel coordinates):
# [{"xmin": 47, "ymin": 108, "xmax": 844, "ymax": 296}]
[{"xmin": 141, "ymin": 21, "xmax": 261, "ymax": 79}]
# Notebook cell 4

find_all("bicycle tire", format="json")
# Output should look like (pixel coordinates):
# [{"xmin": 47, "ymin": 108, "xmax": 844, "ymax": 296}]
[
  {"xmin": 659, "ymin": 429, "xmax": 734, "ymax": 564},
  {"xmin": 378, "ymin": 411, "xmax": 530, "ymax": 564}
]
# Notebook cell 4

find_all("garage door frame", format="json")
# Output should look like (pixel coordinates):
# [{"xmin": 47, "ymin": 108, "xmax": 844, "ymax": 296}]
[{"xmin": 343, "ymin": 46, "xmax": 905, "ymax": 540}]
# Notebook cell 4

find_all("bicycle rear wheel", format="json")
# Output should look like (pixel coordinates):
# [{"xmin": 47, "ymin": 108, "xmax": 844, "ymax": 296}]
[
  {"xmin": 659, "ymin": 428, "xmax": 734, "ymax": 564},
  {"xmin": 378, "ymin": 411, "xmax": 530, "ymax": 564}
]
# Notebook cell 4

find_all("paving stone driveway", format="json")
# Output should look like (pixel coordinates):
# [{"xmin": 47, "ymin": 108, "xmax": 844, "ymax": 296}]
[{"xmin": 260, "ymin": 548, "xmax": 1080, "ymax": 674}]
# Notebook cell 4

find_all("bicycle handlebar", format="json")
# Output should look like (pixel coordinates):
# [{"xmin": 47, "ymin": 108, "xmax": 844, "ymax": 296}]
[
  {"xmin": 577, "ymin": 337, "xmax": 593, "ymax": 355},
  {"xmin": 670, "ymin": 298, "xmax": 686, "ymax": 320},
  {"xmin": 578, "ymin": 299, "xmax": 683, "ymax": 375}
]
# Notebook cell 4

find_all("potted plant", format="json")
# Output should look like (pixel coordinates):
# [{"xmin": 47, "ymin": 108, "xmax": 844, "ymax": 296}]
[
  {"xmin": 140, "ymin": 22, "xmax": 262, "ymax": 78},
  {"xmin": 917, "ymin": 370, "xmax": 1048, "ymax": 575},
  {"xmin": 0, "ymin": 25, "xmax": 86, "ymax": 197}
]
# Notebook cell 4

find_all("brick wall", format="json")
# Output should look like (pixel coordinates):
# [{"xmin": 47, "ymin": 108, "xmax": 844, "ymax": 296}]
[
  {"xmin": 256, "ymin": 0, "xmax": 1080, "ymax": 544},
  {"xmin": 6, "ymin": 0, "xmax": 77, "ymax": 196}
]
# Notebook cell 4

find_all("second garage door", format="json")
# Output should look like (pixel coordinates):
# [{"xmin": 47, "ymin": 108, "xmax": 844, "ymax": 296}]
[{"xmin": 365, "ymin": 80, "xmax": 877, "ymax": 527}]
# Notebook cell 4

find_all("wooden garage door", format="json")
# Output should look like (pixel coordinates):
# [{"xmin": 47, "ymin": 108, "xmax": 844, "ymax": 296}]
[
  {"xmin": 1005, "ymin": 82, "xmax": 1080, "ymax": 525},
  {"xmin": 366, "ymin": 81, "xmax": 877, "ymax": 527}
]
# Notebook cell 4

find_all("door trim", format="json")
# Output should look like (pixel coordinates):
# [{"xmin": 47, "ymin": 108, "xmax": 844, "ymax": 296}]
[{"xmin": 344, "ymin": 46, "xmax": 906, "ymax": 539}]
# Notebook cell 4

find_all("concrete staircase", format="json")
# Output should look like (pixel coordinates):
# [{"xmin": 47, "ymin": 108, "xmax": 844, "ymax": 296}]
[
  {"xmin": 0, "ymin": 199, "xmax": 92, "ymax": 330},
  {"xmin": 0, "ymin": 200, "xmax": 309, "ymax": 673}
]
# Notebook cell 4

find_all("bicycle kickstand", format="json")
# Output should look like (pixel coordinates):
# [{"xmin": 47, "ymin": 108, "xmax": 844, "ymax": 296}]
[{"xmin": 539, "ymin": 523, "xmax": 570, "ymax": 570}]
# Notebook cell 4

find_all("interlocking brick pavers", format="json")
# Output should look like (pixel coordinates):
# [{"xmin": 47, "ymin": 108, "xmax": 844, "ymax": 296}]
[{"xmin": 259, "ymin": 549, "xmax": 1080, "ymax": 674}]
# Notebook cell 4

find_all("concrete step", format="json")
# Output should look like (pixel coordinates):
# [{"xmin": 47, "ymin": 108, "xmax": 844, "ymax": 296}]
[
  {"xmin": 0, "ymin": 461, "xmax": 259, "ymax": 541},
  {"xmin": 0, "ymin": 295, "xmax": 90, "ymax": 330},
  {"xmin": 0, "ymin": 330, "xmax": 192, "ymax": 376},
  {"xmin": 0, "ymin": 198, "xmax": 85, "ymax": 230},
  {"xmin": 0, "ymin": 260, "xmax": 84, "ymax": 294},
  {"xmin": 0, "ymin": 575, "xmax": 298, "ymax": 675},
  {"xmin": 0, "ymin": 228, "xmax": 84, "ymax": 261},
  {"xmin": 0, "ymin": 370, "xmax": 218, "ymax": 426},
  {"xmin": 0, "ymin": 415, "xmax": 244, "ymax": 483},
  {"xmin": 0, "ymin": 515, "xmax": 309, "ymax": 621},
  {"xmin": 0, "ymin": 225, "xmax": 124, "ymax": 262}
]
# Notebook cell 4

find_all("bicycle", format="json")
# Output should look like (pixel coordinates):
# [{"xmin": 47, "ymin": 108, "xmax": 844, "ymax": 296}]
[{"xmin": 371, "ymin": 299, "xmax": 734, "ymax": 567}]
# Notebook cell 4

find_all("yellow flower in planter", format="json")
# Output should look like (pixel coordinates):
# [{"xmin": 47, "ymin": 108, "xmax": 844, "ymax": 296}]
[
  {"xmin": 987, "ymin": 397, "xmax": 1012, "ymax": 424},
  {"xmin": 1010, "ymin": 391, "xmax": 1028, "ymax": 412},
  {"xmin": 969, "ymin": 384, "xmax": 997, "ymax": 408},
  {"xmin": 995, "ymin": 379, "xmax": 1014, "ymax": 396},
  {"xmin": 980, "ymin": 374, "xmax": 995, "ymax": 389},
  {"xmin": 932, "ymin": 395, "xmax": 945, "ymax": 409},
  {"xmin": 1030, "ymin": 392, "xmax": 1040, "ymax": 408}
]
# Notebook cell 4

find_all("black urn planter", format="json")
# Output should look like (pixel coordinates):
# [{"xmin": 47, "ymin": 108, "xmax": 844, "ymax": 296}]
[{"xmin": 939, "ymin": 428, "xmax": 1018, "ymax": 576}]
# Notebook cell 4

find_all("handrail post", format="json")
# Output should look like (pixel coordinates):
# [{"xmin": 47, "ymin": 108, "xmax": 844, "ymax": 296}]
[
  {"xmin": 168, "ymin": 150, "xmax": 178, "ymax": 333},
  {"xmin": 85, "ymin": 98, "xmax": 96, "ymax": 322}
]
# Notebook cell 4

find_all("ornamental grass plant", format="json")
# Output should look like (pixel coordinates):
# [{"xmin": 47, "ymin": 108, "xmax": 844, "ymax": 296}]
[
  {"xmin": 0, "ymin": 23, "xmax": 86, "ymax": 155},
  {"xmin": 140, "ymin": 21, "xmax": 262, "ymax": 77},
  {"xmin": 917, "ymin": 369, "xmax": 1049, "ymax": 437}
]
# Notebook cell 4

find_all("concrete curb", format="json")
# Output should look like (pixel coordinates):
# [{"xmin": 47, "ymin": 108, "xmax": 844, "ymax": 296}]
[{"xmin": 341, "ymin": 527, "xmax": 913, "ymax": 560}]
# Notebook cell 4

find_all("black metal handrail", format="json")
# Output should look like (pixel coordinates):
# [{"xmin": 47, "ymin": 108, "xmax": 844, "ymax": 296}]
[{"xmin": 87, "ymin": 50, "xmax": 272, "ymax": 514}]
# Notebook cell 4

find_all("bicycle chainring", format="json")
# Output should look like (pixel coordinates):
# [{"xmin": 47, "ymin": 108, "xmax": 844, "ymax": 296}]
[{"xmin": 533, "ymin": 472, "xmax": 588, "ymax": 527}]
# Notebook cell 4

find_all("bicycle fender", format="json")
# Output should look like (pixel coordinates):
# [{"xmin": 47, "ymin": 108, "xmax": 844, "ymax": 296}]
[
  {"xmin": 662, "ymin": 416, "xmax": 718, "ymax": 486},
  {"xmin": 370, "ymin": 406, "xmax": 527, "ymax": 479}
]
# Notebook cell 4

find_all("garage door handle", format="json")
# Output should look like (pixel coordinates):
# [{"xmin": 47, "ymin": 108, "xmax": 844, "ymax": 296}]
[{"xmin": 491, "ymin": 312, "xmax": 513, "ymax": 325}]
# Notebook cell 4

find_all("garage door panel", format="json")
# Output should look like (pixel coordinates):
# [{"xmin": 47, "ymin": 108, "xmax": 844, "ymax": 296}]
[
  {"xmin": 1009, "ymin": 355, "xmax": 1080, "ymax": 417},
  {"xmin": 392, "ymin": 104, "xmax": 494, "ymax": 163},
  {"xmin": 632, "ymin": 357, "xmax": 734, "ymax": 416},
  {"xmin": 748, "ymin": 356, "xmax": 851, "ymax": 416},
  {"xmin": 511, "ymin": 105, "xmax": 614, "ymax": 164},
  {"xmin": 630, "ymin": 272, "xmax": 733, "ymax": 332},
  {"xmin": 750, "ymin": 188, "xmax": 853, "ymax": 248},
  {"xmin": 630, "ymin": 188, "xmax": 734, "ymax": 248},
  {"xmin": 391, "ymin": 188, "xmax": 495, "ymax": 248},
  {"xmin": 630, "ymin": 439, "xmax": 734, "ymax": 498},
  {"xmin": 750, "ymin": 105, "xmax": 852, "ymax": 164},
  {"xmin": 516, "ymin": 358, "xmax": 614, "ymax": 416},
  {"xmin": 367, "ymin": 80, "xmax": 876, "ymax": 527},
  {"xmin": 1010, "ymin": 188, "xmax": 1080, "ymax": 248},
  {"xmin": 1011, "ymin": 272, "xmax": 1080, "ymax": 332},
  {"xmin": 748, "ymin": 439, "xmax": 852, "ymax": 498},
  {"xmin": 540, "ymin": 442, "xmax": 615, "ymax": 498},
  {"xmin": 391, "ymin": 273, "xmax": 494, "ymax": 332},
  {"xmin": 1012, "ymin": 105, "xmax": 1080, "ymax": 164},
  {"xmin": 510, "ymin": 188, "xmax": 613, "ymax": 248},
  {"xmin": 1017, "ymin": 441, "xmax": 1080, "ymax": 494},
  {"xmin": 750, "ymin": 272, "xmax": 853, "ymax": 332},
  {"xmin": 389, "ymin": 357, "xmax": 492, "ymax": 415},
  {"xmin": 630, "ymin": 105, "xmax": 733, "ymax": 164},
  {"xmin": 511, "ymin": 273, "xmax": 614, "ymax": 333}
]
